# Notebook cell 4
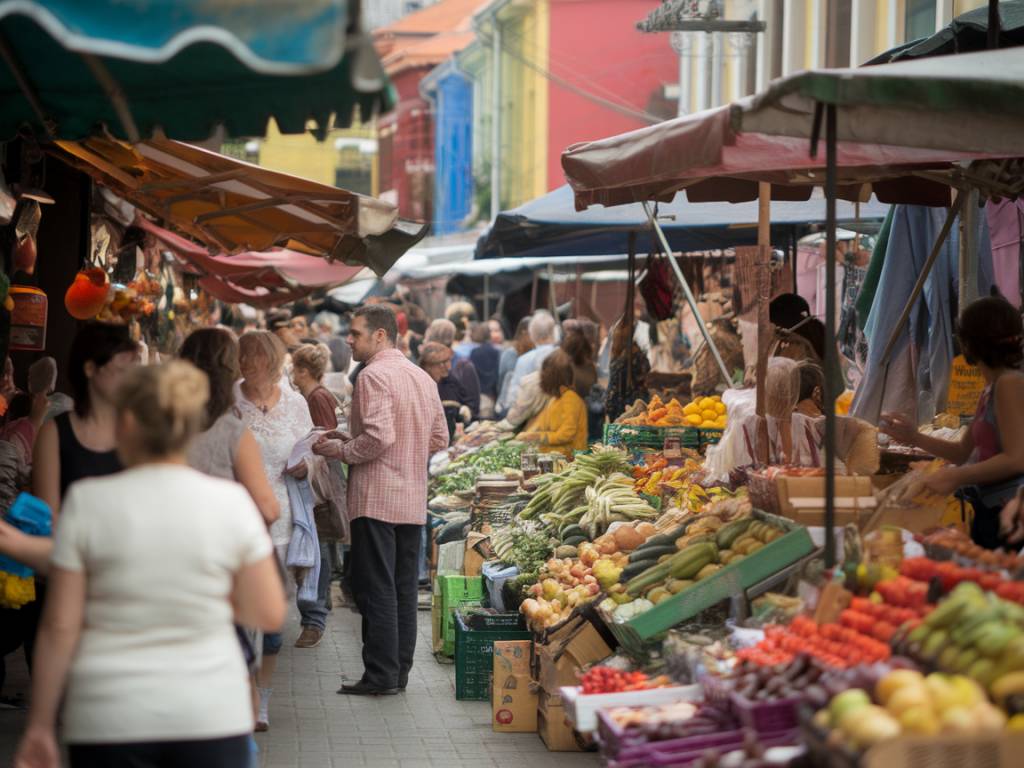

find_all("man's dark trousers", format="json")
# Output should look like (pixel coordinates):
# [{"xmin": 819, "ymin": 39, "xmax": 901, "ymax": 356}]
[{"xmin": 350, "ymin": 517, "xmax": 422, "ymax": 689}]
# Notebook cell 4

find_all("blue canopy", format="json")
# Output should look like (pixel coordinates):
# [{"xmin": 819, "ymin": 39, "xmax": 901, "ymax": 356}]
[{"xmin": 476, "ymin": 184, "xmax": 890, "ymax": 260}]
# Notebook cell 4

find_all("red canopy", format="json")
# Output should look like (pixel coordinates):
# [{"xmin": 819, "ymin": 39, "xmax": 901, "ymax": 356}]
[
  {"xmin": 561, "ymin": 103, "xmax": 1008, "ymax": 209},
  {"xmin": 139, "ymin": 218, "xmax": 364, "ymax": 307}
]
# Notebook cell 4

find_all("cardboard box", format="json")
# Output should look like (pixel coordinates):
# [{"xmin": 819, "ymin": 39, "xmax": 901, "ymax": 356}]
[
  {"xmin": 537, "ymin": 690, "xmax": 582, "ymax": 752},
  {"xmin": 463, "ymin": 532, "xmax": 491, "ymax": 578},
  {"xmin": 494, "ymin": 639, "xmax": 532, "ymax": 676},
  {"xmin": 776, "ymin": 475, "xmax": 876, "ymax": 528},
  {"xmin": 535, "ymin": 621, "xmax": 614, "ymax": 697},
  {"xmin": 431, "ymin": 590, "xmax": 443, "ymax": 654},
  {"xmin": 492, "ymin": 672, "xmax": 536, "ymax": 732}
]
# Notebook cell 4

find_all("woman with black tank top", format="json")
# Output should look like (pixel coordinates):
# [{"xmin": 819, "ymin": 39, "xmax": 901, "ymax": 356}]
[{"xmin": 0, "ymin": 323, "xmax": 138, "ymax": 668}]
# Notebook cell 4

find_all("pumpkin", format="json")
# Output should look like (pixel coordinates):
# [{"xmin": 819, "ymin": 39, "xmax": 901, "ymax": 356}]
[{"xmin": 64, "ymin": 267, "xmax": 109, "ymax": 320}]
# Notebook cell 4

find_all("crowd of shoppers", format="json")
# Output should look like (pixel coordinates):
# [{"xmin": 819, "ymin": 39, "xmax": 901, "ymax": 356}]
[{"xmin": 0, "ymin": 295, "xmax": 631, "ymax": 764}]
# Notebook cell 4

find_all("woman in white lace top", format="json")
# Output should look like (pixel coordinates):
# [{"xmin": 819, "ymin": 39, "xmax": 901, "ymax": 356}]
[{"xmin": 235, "ymin": 331, "xmax": 313, "ymax": 732}]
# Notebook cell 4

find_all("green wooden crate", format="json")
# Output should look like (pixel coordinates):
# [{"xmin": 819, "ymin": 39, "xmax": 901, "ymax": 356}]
[
  {"xmin": 604, "ymin": 423, "xmax": 700, "ymax": 452},
  {"xmin": 437, "ymin": 575, "xmax": 484, "ymax": 656},
  {"xmin": 698, "ymin": 427, "xmax": 724, "ymax": 449},
  {"xmin": 607, "ymin": 511, "xmax": 815, "ymax": 653},
  {"xmin": 454, "ymin": 611, "xmax": 530, "ymax": 701}
]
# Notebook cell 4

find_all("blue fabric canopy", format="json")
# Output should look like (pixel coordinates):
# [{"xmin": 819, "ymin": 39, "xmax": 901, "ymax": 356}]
[{"xmin": 476, "ymin": 185, "xmax": 890, "ymax": 260}]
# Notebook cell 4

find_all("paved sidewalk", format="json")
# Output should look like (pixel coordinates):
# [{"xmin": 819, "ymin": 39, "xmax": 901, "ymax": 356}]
[{"xmin": 0, "ymin": 589, "xmax": 601, "ymax": 768}]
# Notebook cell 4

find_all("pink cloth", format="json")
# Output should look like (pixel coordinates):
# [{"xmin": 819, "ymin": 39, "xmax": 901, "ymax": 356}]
[
  {"xmin": 339, "ymin": 349, "xmax": 448, "ymax": 526},
  {"xmin": 985, "ymin": 199, "xmax": 1024, "ymax": 308}
]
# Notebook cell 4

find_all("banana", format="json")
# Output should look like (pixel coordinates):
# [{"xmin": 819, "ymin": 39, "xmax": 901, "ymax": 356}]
[{"xmin": 990, "ymin": 671, "xmax": 1024, "ymax": 707}]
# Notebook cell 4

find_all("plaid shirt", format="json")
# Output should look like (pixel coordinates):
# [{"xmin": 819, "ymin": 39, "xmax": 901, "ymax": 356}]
[{"xmin": 339, "ymin": 348, "xmax": 449, "ymax": 525}]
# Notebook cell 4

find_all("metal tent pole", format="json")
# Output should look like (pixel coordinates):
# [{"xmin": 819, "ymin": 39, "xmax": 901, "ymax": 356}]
[
  {"xmin": 642, "ymin": 201, "xmax": 731, "ymax": 386},
  {"xmin": 755, "ymin": 182, "xmax": 771, "ymax": 464},
  {"xmin": 824, "ymin": 104, "xmax": 838, "ymax": 570}
]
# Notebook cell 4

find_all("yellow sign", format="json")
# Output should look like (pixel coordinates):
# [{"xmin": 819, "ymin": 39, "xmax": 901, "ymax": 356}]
[{"xmin": 946, "ymin": 354, "xmax": 986, "ymax": 417}]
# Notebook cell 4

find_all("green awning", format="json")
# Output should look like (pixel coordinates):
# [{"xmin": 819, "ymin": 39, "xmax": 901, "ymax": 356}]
[
  {"xmin": 738, "ymin": 48, "xmax": 1024, "ymax": 157},
  {"xmin": 0, "ymin": 1, "xmax": 393, "ymax": 141}
]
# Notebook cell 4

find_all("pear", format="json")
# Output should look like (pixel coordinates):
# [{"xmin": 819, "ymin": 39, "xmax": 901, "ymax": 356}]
[
  {"xmin": 876, "ymin": 669, "xmax": 925, "ymax": 706},
  {"xmin": 887, "ymin": 684, "xmax": 931, "ymax": 717},
  {"xmin": 899, "ymin": 704, "xmax": 940, "ymax": 735},
  {"xmin": 972, "ymin": 702, "xmax": 1008, "ymax": 733},
  {"xmin": 940, "ymin": 706, "xmax": 976, "ymax": 734}
]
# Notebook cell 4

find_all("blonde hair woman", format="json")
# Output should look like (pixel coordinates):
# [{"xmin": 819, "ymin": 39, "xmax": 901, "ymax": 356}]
[
  {"xmin": 15, "ymin": 361, "xmax": 285, "ymax": 768},
  {"xmin": 235, "ymin": 330, "xmax": 313, "ymax": 730}
]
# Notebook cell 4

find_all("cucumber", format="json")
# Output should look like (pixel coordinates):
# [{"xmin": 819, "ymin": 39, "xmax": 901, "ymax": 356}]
[
  {"xmin": 560, "ymin": 524, "xmax": 585, "ymax": 540},
  {"xmin": 625, "ymin": 562, "xmax": 673, "ymax": 595},
  {"xmin": 562, "ymin": 534, "xmax": 587, "ymax": 547},
  {"xmin": 621, "ymin": 559, "xmax": 659, "ymax": 582},
  {"xmin": 629, "ymin": 545, "xmax": 676, "ymax": 563}
]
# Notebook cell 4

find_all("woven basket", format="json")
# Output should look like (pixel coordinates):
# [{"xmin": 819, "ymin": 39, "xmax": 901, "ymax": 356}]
[
  {"xmin": 744, "ymin": 469, "xmax": 781, "ymax": 516},
  {"xmin": 692, "ymin": 319, "xmax": 744, "ymax": 395}
]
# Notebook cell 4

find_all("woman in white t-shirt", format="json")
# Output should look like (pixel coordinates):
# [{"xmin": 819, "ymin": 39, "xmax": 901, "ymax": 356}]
[{"xmin": 14, "ymin": 361, "xmax": 286, "ymax": 768}]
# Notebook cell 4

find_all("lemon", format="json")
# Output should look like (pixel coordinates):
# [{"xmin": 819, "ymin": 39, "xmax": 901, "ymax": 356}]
[
  {"xmin": 699, "ymin": 397, "xmax": 715, "ymax": 410},
  {"xmin": 714, "ymin": 416, "xmax": 727, "ymax": 428},
  {"xmin": 686, "ymin": 414, "xmax": 702, "ymax": 426},
  {"xmin": 683, "ymin": 402, "xmax": 700, "ymax": 416},
  {"xmin": 714, "ymin": 402, "xmax": 726, "ymax": 415},
  {"xmin": 701, "ymin": 409, "xmax": 717, "ymax": 422}
]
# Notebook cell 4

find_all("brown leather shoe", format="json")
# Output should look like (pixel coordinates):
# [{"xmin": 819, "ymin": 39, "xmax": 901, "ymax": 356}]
[{"xmin": 294, "ymin": 627, "xmax": 323, "ymax": 648}]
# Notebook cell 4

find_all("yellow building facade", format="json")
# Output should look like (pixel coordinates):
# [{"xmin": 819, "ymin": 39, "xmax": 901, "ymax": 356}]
[
  {"xmin": 226, "ymin": 119, "xmax": 379, "ymax": 196},
  {"xmin": 469, "ymin": 0, "xmax": 550, "ymax": 211}
]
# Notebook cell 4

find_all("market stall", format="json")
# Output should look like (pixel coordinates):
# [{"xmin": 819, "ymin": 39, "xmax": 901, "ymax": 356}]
[{"xmin": 413, "ymin": 44, "xmax": 1024, "ymax": 768}]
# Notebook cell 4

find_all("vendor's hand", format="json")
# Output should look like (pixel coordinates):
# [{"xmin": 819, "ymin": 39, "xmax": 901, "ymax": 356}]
[
  {"xmin": 14, "ymin": 725, "xmax": 59, "ymax": 768},
  {"xmin": 923, "ymin": 467, "xmax": 960, "ymax": 497},
  {"xmin": 520, "ymin": 432, "xmax": 541, "ymax": 444},
  {"xmin": 0, "ymin": 517, "xmax": 26, "ymax": 558},
  {"xmin": 1000, "ymin": 489, "xmax": 1024, "ymax": 544},
  {"xmin": 285, "ymin": 462, "xmax": 308, "ymax": 479},
  {"xmin": 879, "ymin": 412, "xmax": 919, "ymax": 445},
  {"xmin": 458, "ymin": 405, "xmax": 472, "ymax": 424},
  {"xmin": 321, "ymin": 430, "xmax": 351, "ymax": 442},
  {"xmin": 312, "ymin": 438, "xmax": 345, "ymax": 460}
]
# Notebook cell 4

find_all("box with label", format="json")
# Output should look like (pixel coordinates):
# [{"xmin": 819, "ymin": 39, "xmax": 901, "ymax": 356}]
[{"xmin": 492, "ymin": 673, "xmax": 536, "ymax": 733}]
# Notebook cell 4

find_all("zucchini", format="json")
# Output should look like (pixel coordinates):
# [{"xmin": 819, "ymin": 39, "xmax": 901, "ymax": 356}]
[
  {"xmin": 621, "ymin": 559, "xmax": 658, "ymax": 582},
  {"xmin": 562, "ymin": 535, "xmax": 587, "ymax": 546},
  {"xmin": 669, "ymin": 543, "xmax": 718, "ymax": 580},
  {"xmin": 629, "ymin": 544, "xmax": 676, "ymax": 563},
  {"xmin": 716, "ymin": 518, "xmax": 752, "ymax": 549},
  {"xmin": 625, "ymin": 562, "xmax": 673, "ymax": 595},
  {"xmin": 639, "ymin": 523, "xmax": 690, "ymax": 550}
]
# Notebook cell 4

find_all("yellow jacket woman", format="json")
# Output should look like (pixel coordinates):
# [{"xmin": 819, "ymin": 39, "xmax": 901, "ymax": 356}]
[{"xmin": 521, "ymin": 350, "xmax": 588, "ymax": 457}]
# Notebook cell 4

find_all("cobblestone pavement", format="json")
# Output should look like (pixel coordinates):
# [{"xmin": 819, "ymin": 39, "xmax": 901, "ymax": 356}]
[{"xmin": 1, "ymin": 588, "xmax": 602, "ymax": 768}]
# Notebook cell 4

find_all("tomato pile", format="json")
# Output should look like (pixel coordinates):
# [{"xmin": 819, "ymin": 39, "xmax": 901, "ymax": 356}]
[
  {"xmin": 579, "ymin": 666, "xmax": 668, "ymax": 694},
  {"xmin": 900, "ymin": 557, "xmax": 1024, "ymax": 603},
  {"xmin": 736, "ymin": 615, "xmax": 891, "ymax": 668}
]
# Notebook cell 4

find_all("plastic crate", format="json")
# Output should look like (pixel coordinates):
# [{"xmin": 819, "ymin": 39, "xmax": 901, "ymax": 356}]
[
  {"xmin": 460, "ymin": 608, "xmax": 526, "ymax": 632},
  {"xmin": 437, "ymin": 575, "xmax": 484, "ymax": 656},
  {"xmin": 597, "ymin": 705, "xmax": 794, "ymax": 768},
  {"xmin": 730, "ymin": 692, "xmax": 802, "ymax": 734},
  {"xmin": 604, "ymin": 423, "xmax": 699, "ymax": 452},
  {"xmin": 454, "ymin": 612, "xmax": 530, "ymax": 701},
  {"xmin": 698, "ymin": 427, "xmax": 724, "ymax": 450},
  {"xmin": 606, "ymin": 511, "xmax": 815, "ymax": 652}
]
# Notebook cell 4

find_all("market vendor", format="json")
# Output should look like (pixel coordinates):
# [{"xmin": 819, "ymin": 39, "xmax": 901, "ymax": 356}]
[
  {"xmin": 880, "ymin": 296, "xmax": 1024, "ymax": 549},
  {"xmin": 519, "ymin": 349, "xmax": 588, "ymax": 457}
]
